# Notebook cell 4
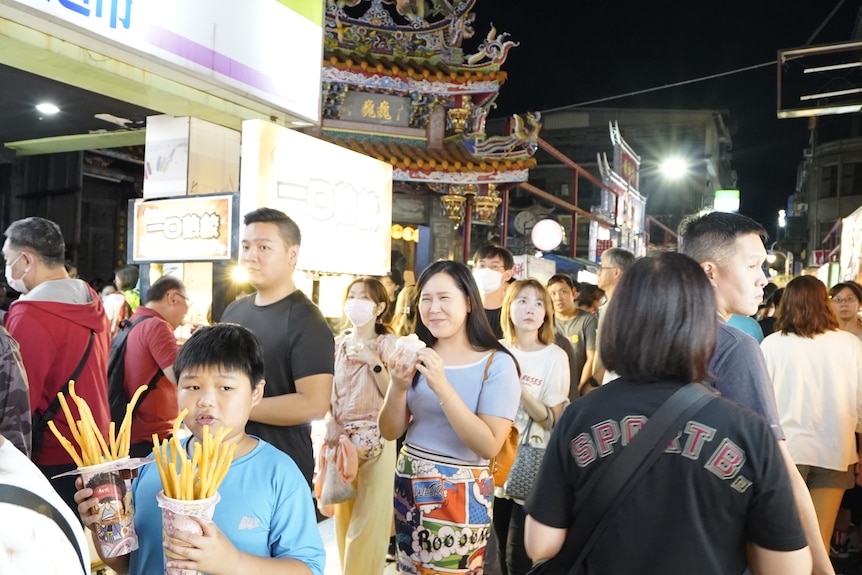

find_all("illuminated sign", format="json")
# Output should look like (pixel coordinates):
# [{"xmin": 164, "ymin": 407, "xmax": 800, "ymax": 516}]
[
  {"xmin": 240, "ymin": 120, "xmax": 393, "ymax": 276},
  {"xmin": 129, "ymin": 193, "xmax": 239, "ymax": 263},
  {"xmin": 5, "ymin": 0, "xmax": 324, "ymax": 121},
  {"xmin": 342, "ymin": 92, "xmax": 411, "ymax": 127},
  {"xmin": 713, "ymin": 189, "xmax": 740, "ymax": 213}
]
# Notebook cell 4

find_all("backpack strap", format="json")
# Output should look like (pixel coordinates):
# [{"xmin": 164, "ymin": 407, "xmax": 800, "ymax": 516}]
[
  {"xmin": 0, "ymin": 484, "xmax": 87, "ymax": 574},
  {"xmin": 482, "ymin": 350, "xmax": 497, "ymax": 382},
  {"xmin": 31, "ymin": 330, "xmax": 95, "ymax": 460}
]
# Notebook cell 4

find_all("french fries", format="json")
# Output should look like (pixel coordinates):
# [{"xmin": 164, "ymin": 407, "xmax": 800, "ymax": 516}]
[
  {"xmin": 47, "ymin": 381, "xmax": 148, "ymax": 466},
  {"xmin": 151, "ymin": 410, "xmax": 236, "ymax": 500}
]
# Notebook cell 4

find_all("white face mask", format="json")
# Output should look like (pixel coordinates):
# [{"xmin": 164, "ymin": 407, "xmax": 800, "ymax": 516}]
[
  {"xmin": 344, "ymin": 299, "xmax": 377, "ymax": 327},
  {"xmin": 472, "ymin": 267, "xmax": 503, "ymax": 293},
  {"xmin": 4, "ymin": 253, "xmax": 27, "ymax": 294}
]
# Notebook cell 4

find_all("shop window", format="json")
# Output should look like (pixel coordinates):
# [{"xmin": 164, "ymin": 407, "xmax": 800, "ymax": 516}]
[
  {"xmin": 820, "ymin": 165, "xmax": 838, "ymax": 198},
  {"xmin": 842, "ymin": 162, "xmax": 862, "ymax": 197}
]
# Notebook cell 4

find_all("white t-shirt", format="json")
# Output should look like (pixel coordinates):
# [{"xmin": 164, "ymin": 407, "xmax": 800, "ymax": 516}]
[
  {"xmin": 503, "ymin": 343, "xmax": 570, "ymax": 447},
  {"xmin": 0, "ymin": 438, "xmax": 90, "ymax": 574},
  {"xmin": 761, "ymin": 329, "xmax": 862, "ymax": 470}
]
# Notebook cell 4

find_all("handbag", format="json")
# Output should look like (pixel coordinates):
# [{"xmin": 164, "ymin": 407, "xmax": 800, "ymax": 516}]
[
  {"xmin": 527, "ymin": 382, "xmax": 717, "ymax": 575},
  {"xmin": 491, "ymin": 423, "xmax": 519, "ymax": 486},
  {"xmin": 342, "ymin": 420, "xmax": 384, "ymax": 460},
  {"xmin": 504, "ymin": 417, "xmax": 545, "ymax": 500}
]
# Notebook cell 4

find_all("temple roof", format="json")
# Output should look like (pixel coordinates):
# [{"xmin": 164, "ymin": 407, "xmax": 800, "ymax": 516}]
[
  {"xmin": 324, "ymin": 50, "xmax": 508, "ymax": 86},
  {"xmin": 322, "ymin": 133, "xmax": 535, "ymax": 184}
]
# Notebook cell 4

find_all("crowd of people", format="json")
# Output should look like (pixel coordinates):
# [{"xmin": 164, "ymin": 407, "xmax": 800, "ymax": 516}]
[{"xmin": 1, "ymin": 208, "xmax": 861, "ymax": 575}]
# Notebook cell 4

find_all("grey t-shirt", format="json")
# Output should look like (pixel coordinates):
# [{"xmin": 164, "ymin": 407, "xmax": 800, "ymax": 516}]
[
  {"xmin": 709, "ymin": 321, "xmax": 786, "ymax": 440},
  {"xmin": 554, "ymin": 310, "xmax": 598, "ymax": 387}
]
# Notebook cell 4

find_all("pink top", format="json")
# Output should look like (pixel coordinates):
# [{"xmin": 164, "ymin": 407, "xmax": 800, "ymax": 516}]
[{"xmin": 331, "ymin": 333, "xmax": 397, "ymax": 425}]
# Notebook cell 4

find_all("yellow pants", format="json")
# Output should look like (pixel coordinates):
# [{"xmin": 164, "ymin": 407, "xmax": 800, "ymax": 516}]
[{"xmin": 334, "ymin": 438, "xmax": 397, "ymax": 575}]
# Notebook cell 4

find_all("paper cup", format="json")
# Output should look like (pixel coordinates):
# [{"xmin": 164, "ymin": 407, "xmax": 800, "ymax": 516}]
[
  {"xmin": 79, "ymin": 457, "xmax": 138, "ymax": 558},
  {"xmin": 156, "ymin": 490, "xmax": 221, "ymax": 575}
]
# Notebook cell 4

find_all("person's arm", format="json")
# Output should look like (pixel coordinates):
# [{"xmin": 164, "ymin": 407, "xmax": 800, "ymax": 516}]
[
  {"xmin": 524, "ymin": 516, "xmax": 567, "ymax": 562},
  {"xmin": 418, "ymin": 348, "xmax": 513, "ymax": 459},
  {"xmin": 747, "ymin": 542, "xmax": 812, "ymax": 575},
  {"xmin": 579, "ymin": 349, "xmax": 595, "ymax": 386},
  {"xmin": 777, "ymin": 441, "xmax": 835, "ymax": 575},
  {"xmin": 249, "ymin": 373, "xmax": 332, "ymax": 426},
  {"xmin": 164, "ymin": 517, "xmax": 313, "ymax": 575}
]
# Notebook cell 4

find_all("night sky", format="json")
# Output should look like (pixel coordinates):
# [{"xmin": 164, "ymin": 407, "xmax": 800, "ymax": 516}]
[{"xmin": 473, "ymin": 0, "xmax": 859, "ymax": 236}]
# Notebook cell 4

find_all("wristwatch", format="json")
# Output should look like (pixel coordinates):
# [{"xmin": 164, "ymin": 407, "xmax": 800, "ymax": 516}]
[{"xmin": 372, "ymin": 364, "xmax": 383, "ymax": 374}]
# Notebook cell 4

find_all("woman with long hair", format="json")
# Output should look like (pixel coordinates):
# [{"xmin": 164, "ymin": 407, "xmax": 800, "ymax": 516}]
[
  {"xmin": 379, "ymin": 260, "xmax": 520, "ymax": 574},
  {"xmin": 525, "ymin": 252, "xmax": 811, "ymax": 574},
  {"xmin": 329, "ymin": 277, "xmax": 397, "ymax": 575},
  {"xmin": 830, "ymin": 281, "xmax": 862, "ymax": 341},
  {"xmin": 390, "ymin": 284, "xmax": 418, "ymax": 337},
  {"xmin": 494, "ymin": 279, "xmax": 569, "ymax": 574},
  {"xmin": 761, "ymin": 275, "xmax": 862, "ymax": 552}
]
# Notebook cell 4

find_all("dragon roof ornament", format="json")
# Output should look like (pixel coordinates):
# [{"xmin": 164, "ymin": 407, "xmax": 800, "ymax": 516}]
[{"xmin": 325, "ymin": 0, "xmax": 517, "ymax": 70}]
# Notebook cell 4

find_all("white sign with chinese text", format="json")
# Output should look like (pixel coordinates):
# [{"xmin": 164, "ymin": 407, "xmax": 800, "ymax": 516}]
[{"xmin": 240, "ymin": 120, "xmax": 393, "ymax": 276}]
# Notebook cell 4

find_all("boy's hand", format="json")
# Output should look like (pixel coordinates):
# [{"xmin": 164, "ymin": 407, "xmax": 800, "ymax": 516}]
[
  {"xmin": 164, "ymin": 516, "xmax": 242, "ymax": 575},
  {"xmin": 72, "ymin": 476, "xmax": 101, "ymax": 531}
]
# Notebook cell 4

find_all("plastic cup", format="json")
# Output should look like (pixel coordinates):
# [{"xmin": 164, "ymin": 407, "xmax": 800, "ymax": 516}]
[
  {"xmin": 156, "ymin": 490, "xmax": 221, "ymax": 575},
  {"xmin": 79, "ymin": 457, "xmax": 138, "ymax": 558}
]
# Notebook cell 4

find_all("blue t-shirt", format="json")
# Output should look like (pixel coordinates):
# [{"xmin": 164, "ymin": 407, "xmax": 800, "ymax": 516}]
[
  {"xmin": 727, "ymin": 315, "xmax": 764, "ymax": 343},
  {"xmin": 129, "ymin": 437, "xmax": 325, "ymax": 575},
  {"xmin": 405, "ymin": 351, "xmax": 520, "ymax": 464}
]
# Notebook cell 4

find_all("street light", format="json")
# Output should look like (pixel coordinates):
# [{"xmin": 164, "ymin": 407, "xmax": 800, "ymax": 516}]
[
  {"xmin": 659, "ymin": 156, "xmax": 688, "ymax": 180},
  {"xmin": 767, "ymin": 243, "xmax": 794, "ymax": 277}
]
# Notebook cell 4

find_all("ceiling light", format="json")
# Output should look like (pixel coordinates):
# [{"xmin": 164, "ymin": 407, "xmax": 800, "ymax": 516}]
[{"xmin": 35, "ymin": 103, "xmax": 60, "ymax": 115}]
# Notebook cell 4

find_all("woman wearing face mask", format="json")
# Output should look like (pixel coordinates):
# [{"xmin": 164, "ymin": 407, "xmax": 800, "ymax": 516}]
[{"xmin": 329, "ymin": 277, "xmax": 397, "ymax": 575}]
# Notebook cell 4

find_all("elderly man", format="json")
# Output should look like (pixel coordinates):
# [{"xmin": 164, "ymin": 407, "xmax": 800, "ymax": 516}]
[{"xmin": 3, "ymin": 217, "xmax": 110, "ymax": 512}]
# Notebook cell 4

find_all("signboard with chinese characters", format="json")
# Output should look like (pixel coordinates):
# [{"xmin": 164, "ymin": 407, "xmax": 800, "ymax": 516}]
[
  {"xmin": 3, "ymin": 0, "xmax": 323, "ymax": 122},
  {"xmin": 129, "ymin": 193, "xmax": 239, "ymax": 262},
  {"xmin": 341, "ymin": 92, "xmax": 411, "ymax": 127},
  {"xmin": 240, "ymin": 120, "xmax": 393, "ymax": 275}
]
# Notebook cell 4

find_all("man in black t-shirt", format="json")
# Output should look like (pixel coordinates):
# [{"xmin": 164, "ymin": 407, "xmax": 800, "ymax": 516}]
[{"xmin": 221, "ymin": 208, "xmax": 333, "ymax": 486}]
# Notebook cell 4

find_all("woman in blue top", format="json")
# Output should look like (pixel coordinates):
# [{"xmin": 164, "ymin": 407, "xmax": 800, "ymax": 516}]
[{"xmin": 379, "ymin": 260, "xmax": 520, "ymax": 575}]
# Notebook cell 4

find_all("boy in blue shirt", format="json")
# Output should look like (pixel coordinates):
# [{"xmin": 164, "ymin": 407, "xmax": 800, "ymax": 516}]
[{"xmin": 74, "ymin": 323, "xmax": 325, "ymax": 575}]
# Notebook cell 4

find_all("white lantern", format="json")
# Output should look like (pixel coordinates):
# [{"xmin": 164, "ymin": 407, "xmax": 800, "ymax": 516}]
[{"xmin": 531, "ymin": 219, "xmax": 564, "ymax": 252}]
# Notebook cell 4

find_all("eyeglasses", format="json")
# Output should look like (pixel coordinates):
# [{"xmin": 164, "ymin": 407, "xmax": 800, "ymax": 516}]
[
  {"xmin": 831, "ymin": 296, "xmax": 859, "ymax": 304},
  {"xmin": 170, "ymin": 291, "xmax": 193, "ymax": 306},
  {"xmin": 598, "ymin": 266, "xmax": 617, "ymax": 272}
]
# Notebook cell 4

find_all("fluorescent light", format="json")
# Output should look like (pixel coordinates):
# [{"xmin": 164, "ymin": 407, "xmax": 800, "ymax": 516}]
[{"xmin": 35, "ymin": 102, "xmax": 60, "ymax": 115}]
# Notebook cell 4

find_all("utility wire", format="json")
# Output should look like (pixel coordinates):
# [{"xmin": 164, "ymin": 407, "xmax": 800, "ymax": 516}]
[{"xmin": 555, "ymin": 0, "xmax": 847, "ymax": 110}]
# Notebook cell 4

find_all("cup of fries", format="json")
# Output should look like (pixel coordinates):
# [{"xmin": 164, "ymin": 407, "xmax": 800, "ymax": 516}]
[
  {"xmin": 152, "ymin": 411, "xmax": 236, "ymax": 575},
  {"xmin": 47, "ymin": 381, "xmax": 152, "ymax": 557},
  {"xmin": 157, "ymin": 490, "xmax": 221, "ymax": 575},
  {"xmin": 79, "ymin": 458, "xmax": 138, "ymax": 556}
]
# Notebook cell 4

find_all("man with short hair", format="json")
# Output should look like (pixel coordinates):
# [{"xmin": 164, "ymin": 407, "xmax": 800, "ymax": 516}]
[
  {"xmin": 3, "ymin": 217, "xmax": 110, "ymax": 511},
  {"xmin": 681, "ymin": 210, "xmax": 834, "ymax": 575},
  {"xmin": 592, "ymin": 247, "xmax": 635, "ymax": 385},
  {"xmin": 471, "ymin": 244, "xmax": 515, "ymax": 338},
  {"xmin": 547, "ymin": 274, "xmax": 597, "ymax": 399},
  {"xmin": 122, "ymin": 275, "xmax": 190, "ymax": 457},
  {"xmin": 221, "ymin": 207, "xmax": 334, "ymax": 486}
]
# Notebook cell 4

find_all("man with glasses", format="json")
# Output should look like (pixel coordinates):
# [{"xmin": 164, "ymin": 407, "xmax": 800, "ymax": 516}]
[
  {"xmin": 119, "ymin": 275, "xmax": 189, "ymax": 457},
  {"xmin": 2, "ymin": 216, "xmax": 110, "ymax": 512},
  {"xmin": 592, "ymin": 248, "xmax": 635, "ymax": 385}
]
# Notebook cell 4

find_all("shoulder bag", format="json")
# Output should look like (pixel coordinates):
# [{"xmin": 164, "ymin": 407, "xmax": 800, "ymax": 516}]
[{"xmin": 528, "ymin": 382, "xmax": 717, "ymax": 575}]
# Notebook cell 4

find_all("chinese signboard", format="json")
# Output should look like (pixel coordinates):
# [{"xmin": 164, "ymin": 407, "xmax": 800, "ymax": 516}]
[
  {"xmin": 129, "ymin": 193, "xmax": 238, "ymax": 262},
  {"xmin": 341, "ymin": 92, "xmax": 411, "ymax": 127},
  {"xmin": 240, "ymin": 120, "xmax": 393, "ymax": 276}
]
